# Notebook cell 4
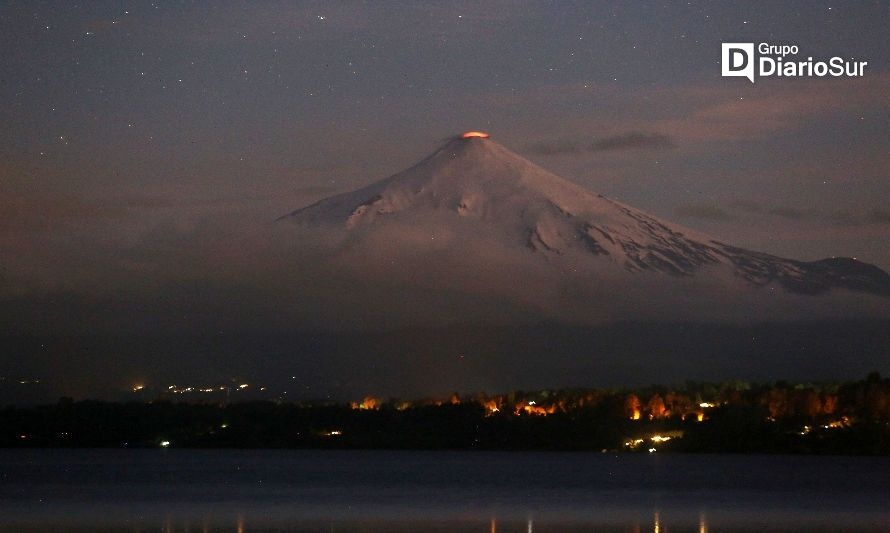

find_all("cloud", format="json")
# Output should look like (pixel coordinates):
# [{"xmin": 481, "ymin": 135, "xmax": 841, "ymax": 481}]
[
  {"xmin": 675, "ymin": 204, "xmax": 734, "ymax": 221},
  {"xmin": 501, "ymin": 73, "xmax": 890, "ymax": 147},
  {"xmin": 526, "ymin": 132, "xmax": 675, "ymax": 156},
  {"xmin": 866, "ymin": 209, "xmax": 890, "ymax": 224},
  {"xmin": 768, "ymin": 206, "xmax": 807, "ymax": 220},
  {"xmin": 729, "ymin": 200, "xmax": 890, "ymax": 226},
  {"xmin": 729, "ymin": 200, "xmax": 766, "ymax": 214},
  {"xmin": 653, "ymin": 73, "xmax": 890, "ymax": 143},
  {"xmin": 524, "ymin": 140, "xmax": 581, "ymax": 155},
  {"xmin": 0, "ymin": 192, "xmax": 126, "ymax": 233},
  {"xmin": 590, "ymin": 132, "xmax": 675, "ymax": 152}
]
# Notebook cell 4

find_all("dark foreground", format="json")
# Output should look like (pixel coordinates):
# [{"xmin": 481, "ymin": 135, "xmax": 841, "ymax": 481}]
[
  {"xmin": 1, "ymin": 449, "xmax": 888, "ymax": 532},
  {"xmin": 3, "ymin": 373, "xmax": 890, "ymax": 454}
]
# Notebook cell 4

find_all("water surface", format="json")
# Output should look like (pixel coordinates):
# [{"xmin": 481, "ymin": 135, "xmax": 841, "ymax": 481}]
[{"xmin": 1, "ymin": 450, "xmax": 887, "ymax": 531}]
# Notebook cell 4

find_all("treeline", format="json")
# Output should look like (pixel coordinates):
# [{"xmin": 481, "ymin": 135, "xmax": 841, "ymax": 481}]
[{"xmin": 1, "ymin": 373, "xmax": 888, "ymax": 454}]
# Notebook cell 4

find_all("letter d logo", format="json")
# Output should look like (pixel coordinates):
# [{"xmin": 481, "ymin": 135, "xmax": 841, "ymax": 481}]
[{"xmin": 722, "ymin": 43, "xmax": 754, "ymax": 83}]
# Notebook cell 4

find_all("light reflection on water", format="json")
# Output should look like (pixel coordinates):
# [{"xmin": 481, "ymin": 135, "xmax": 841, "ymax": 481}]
[
  {"xmin": 145, "ymin": 511, "xmax": 711, "ymax": 533},
  {"xmin": 10, "ymin": 508, "xmax": 889, "ymax": 533},
  {"xmin": 2, "ymin": 449, "xmax": 889, "ymax": 532}
]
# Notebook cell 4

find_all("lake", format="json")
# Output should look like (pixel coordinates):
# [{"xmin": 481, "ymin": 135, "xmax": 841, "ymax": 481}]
[{"xmin": 1, "ymin": 450, "xmax": 888, "ymax": 531}]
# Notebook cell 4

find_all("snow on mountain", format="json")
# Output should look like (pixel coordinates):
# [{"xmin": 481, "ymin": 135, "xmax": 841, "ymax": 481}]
[{"xmin": 277, "ymin": 134, "xmax": 890, "ymax": 323}]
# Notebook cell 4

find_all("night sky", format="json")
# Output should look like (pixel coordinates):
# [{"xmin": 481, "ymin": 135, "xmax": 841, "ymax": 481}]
[{"xmin": 2, "ymin": 2, "xmax": 889, "ymax": 399}]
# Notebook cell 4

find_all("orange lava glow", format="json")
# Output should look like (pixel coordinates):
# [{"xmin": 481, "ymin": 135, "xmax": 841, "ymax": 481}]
[{"xmin": 461, "ymin": 131, "xmax": 490, "ymax": 139}]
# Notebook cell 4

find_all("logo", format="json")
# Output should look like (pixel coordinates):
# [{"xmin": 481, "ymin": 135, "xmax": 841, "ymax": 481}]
[
  {"xmin": 721, "ymin": 43, "xmax": 867, "ymax": 83},
  {"xmin": 722, "ymin": 43, "xmax": 755, "ymax": 82}
]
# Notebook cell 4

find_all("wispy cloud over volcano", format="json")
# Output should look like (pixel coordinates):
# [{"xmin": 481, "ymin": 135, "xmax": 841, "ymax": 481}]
[{"xmin": 526, "ymin": 132, "xmax": 675, "ymax": 155}]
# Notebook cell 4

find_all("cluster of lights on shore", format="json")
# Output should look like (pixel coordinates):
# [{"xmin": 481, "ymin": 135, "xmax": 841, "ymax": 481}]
[
  {"xmin": 136, "ymin": 386, "xmax": 852, "ymax": 450},
  {"xmin": 132, "ymin": 382, "xmax": 264, "ymax": 394},
  {"xmin": 341, "ymin": 394, "xmax": 726, "ymax": 419}
]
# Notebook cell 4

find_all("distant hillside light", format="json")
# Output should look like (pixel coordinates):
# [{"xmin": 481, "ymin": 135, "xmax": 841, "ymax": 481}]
[{"xmin": 461, "ymin": 131, "xmax": 490, "ymax": 139}]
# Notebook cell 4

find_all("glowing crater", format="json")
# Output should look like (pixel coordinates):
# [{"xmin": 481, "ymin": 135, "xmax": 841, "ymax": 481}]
[{"xmin": 461, "ymin": 131, "xmax": 490, "ymax": 139}]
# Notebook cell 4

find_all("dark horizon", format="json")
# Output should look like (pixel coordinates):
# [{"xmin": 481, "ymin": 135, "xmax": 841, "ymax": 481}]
[{"xmin": 4, "ymin": 319, "xmax": 889, "ymax": 404}]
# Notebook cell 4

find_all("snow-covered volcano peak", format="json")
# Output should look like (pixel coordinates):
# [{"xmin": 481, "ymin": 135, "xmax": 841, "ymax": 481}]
[{"xmin": 282, "ymin": 134, "xmax": 625, "ymax": 228}]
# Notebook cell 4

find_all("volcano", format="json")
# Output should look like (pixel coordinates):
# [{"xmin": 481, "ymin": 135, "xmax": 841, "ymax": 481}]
[{"xmin": 278, "ymin": 133, "xmax": 890, "ymax": 325}]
